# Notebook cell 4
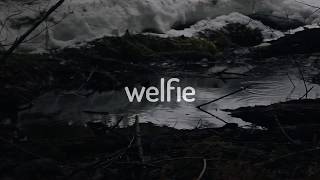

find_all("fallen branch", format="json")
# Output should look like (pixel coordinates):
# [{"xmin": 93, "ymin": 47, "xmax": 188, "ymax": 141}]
[
  {"xmin": 1, "ymin": 0, "xmax": 65, "ymax": 63},
  {"xmin": 196, "ymin": 86, "xmax": 249, "ymax": 124}
]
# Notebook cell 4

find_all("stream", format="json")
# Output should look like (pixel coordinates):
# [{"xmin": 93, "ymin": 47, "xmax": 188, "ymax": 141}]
[{"xmin": 19, "ymin": 56, "xmax": 320, "ymax": 138}]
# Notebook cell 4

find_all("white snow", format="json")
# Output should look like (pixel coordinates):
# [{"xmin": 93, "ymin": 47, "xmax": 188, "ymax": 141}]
[
  {"xmin": 165, "ymin": 12, "xmax": 284, "ymax": 41},
  {"xmin": 1, "ymin": 0, "xmax": 320, "ymax": 52}
]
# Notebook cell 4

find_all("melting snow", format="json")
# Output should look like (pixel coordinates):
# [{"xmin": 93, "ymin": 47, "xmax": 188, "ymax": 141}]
[{"xmin": 1, "ymin": 0, "xmax": 320, "ymax": 52}]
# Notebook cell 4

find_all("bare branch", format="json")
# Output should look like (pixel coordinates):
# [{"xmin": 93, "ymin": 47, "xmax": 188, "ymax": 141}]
[
  {"xmin": 196, "ymin": 159, "xmax": 207, "ymax": 180},
  {"xmin": 1, "ymin": 0, "xmax": 65, "ymax": 63}
]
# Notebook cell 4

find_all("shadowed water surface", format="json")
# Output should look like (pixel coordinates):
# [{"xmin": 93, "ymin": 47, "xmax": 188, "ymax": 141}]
[{"xmin": 19, "ymin": 60, "xmax": 320, "ymax": 138}]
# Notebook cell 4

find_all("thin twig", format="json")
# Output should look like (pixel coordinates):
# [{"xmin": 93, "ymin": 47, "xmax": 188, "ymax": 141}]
[
  {"xmin": 273, "ymin": 113, "xmax": 298, "ymax": 145},
  {"xmin": 196, "ymin": 86, "xmax": 249, "ymax": 108},
  {"xmin": 196, "ymin": 159, "xmax": 207, "ymax": 180},
  {"xmin": 196, "ymin": 118, "xmax": 203, "ymax": 129},
  {"xmin": 0, "ymin": 137, "xmax": 43, "ymax": 159},
  {"xmin": 295, "ymin": 61, "xmax": 309, "ymax": 98},
  {"xmin": 135, "ymin": 115, "xmax": 144, "ymax": 163},
  {"xmin": 66, "ymin": 136, "xmax": 135, "ymax": 179},
  {"xmin": 151, "ymin": 156, "xmax": 205, "ymax": 164},
  {"xmin": 255, "ymin": 147, "xmax": 320, "ymax": 167},
  {"xmin": 197, "ymin": 106, "xmax": 228, "ymax": 124},
  {"xmin": 299, "ymin": 86, "xmax": 314, "ymax": 100},
  {"xmin": 82, "ymin": 110, "xmax": 109, "ymax": 115},
  {"xmin": 77, "ymin": 67, "xmax": 97, "ymax": 91},
  {"xmin": 295, "ymin": 0, "xmax": 320, "ymax": 9},
  {"xmin": 287, "ymin": 73, "xmax": 296, "ymax": 88},
  {"xmin": 196, "ymin": 86, "xmax": 249, "ymax": 124},
  {"xmin": 110, "ymin": 116, "xmax": 124, "ymax": 130}
]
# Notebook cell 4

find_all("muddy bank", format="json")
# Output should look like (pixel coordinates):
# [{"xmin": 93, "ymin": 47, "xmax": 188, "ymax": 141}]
[
  {"xmin": 254, "ymin": 28, "xmax": 320, "ymax": 57},
  {"xmin": 2, "ymin": 121, "xmax": 320, "ymax": 180},
  {"xmin": 0, "ymin": 34, "xmax": 218, "ymax": 122},
  {"xmin": 0, "ymin": 24, "xmax": 264, "ymax": 123},
  {"xmin": 227, "ymin": 98, "xmax": 320, "ymax": 148},
  {"xmin": 249, "ymin": 14, "xmax": 305, "ymax": 31},
  {"xmin": 227, "ymin": 99, "xmax": 320, "ymax": 129},
  {"xmin": 2, "ymin": 23, "xmax": 320, "ymax": 180}
]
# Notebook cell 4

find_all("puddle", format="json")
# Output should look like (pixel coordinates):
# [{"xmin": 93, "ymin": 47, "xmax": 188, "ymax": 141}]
[{"xmin": 19, "ymin": 60, "xmax": 320, "ymax": 138}]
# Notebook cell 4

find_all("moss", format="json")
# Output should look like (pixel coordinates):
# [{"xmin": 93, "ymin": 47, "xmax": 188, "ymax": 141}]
[
  {"xmin": 173, "ymin": 37, "xmax": 217, "ymax": 54},
  {"xmin": 199, "ymin": 29, "xmax": 233, "ymax": 49},
  {"xmin": 78, "ymin": 34, "xmax": 218, "ymax": 62},
  {"xmin": 199, "ymin": 23, "xmax": 263, "ymax": 48},
  {"xmin": 122, "ymin": 35, "xmax": 217, "ymax": 54}
]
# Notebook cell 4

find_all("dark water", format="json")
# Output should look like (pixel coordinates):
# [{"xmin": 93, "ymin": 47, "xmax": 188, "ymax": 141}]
[{"xmin": 19, "ymin": 59, "xmax": 320, "ymax": 138}]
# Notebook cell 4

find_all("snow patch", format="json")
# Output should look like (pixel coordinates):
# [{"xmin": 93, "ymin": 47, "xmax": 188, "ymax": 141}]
[
  {"xmin": 1, "ymin": 0, "xmax": 320, "ymax": 52},
  {"xmin": 165, "ymin": 13, "xmax": 284, "ymax": 41}
]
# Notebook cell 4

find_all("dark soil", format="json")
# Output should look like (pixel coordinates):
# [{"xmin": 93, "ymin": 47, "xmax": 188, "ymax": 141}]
[
  {"xmin": 254, "ymin": 28, "xmax": 320, "ymax": 57},
  {"xmin": 2, "ymin": 122, "xmax": 320, "ymax": 180},
  {"xmin": 249, "ymin": 14, "xmax": 305, "ymax": 31},
  {"xmin": 227, "ymin": 99, "xmax": 320, "ymax": 129}
]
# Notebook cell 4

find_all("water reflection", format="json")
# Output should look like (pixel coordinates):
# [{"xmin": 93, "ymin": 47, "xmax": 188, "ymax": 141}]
[{"xmin": 19, "ymin": 63, "xmax": 320, "ymax": 138}]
